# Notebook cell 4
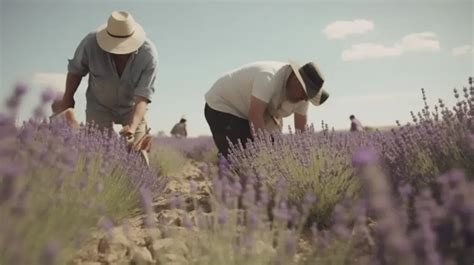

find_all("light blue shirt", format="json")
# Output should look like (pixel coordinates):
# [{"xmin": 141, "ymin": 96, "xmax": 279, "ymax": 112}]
[{"xmin": 68, "ymin": 32, "xmax": 158, "ymax": 117}]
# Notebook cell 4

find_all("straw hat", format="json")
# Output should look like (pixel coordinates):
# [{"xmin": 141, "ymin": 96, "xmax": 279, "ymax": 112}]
[
  {"xmin": 289, "ymin": 60, "xmax": 329, "ymax": 106},
  {"xmin": 96, "ymin": 11, "xmax": 146, "ymax": 54}
]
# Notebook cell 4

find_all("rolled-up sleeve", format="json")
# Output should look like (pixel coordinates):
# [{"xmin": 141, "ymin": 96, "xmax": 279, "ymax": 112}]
[
  {"xmin": 134, "ymin": 57, "xmax": 157, "ymax": 102},
  {"xmin": 67, "ymin": 34, "xmax": 90, "ymax": 76}
]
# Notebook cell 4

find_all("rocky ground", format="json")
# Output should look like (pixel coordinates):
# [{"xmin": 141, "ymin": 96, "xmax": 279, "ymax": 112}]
[{"xmin": 70, "ymin": 160, "xmax": 212, "ymax": 265}]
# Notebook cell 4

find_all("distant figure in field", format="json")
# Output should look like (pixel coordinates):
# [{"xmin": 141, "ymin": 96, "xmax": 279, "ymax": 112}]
[
  {"xmin": 349, "ymin": 115, "xmax": 364, "ymax": 132},
  {"xmin": 204, "ymin": 60, "xmax": 329, "ymax": 157},
  {"xmin": 170, "ymin": 117, "xmax": 188, "ymax": 138}
]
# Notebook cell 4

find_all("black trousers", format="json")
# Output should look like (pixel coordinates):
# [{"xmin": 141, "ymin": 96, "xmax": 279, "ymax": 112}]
[{"xmin": 204, "ymin": 104, "xmax": 253, "ymax": 157}]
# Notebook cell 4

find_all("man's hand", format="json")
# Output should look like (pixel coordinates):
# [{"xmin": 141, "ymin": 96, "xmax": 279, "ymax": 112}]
[
  {"xmin": 61, "ymin": 98, "xmax": 75, "ymax": 111},
  {"xmin": 120, "ymin": 125, "xmax": 135, "ymax": 138},
  {"xmin": 119, "ymin": 126, "xmax": 134, "ymax": 146}
]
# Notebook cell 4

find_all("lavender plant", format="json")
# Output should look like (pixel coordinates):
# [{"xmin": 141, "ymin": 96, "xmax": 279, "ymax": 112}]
[
  {"xmin": 0, "ymin": 84, "xmax": 165, "ymax": 264},
  {"xmin": 308, "ymin": 149, "xmax": 474, "ymax": 265},
  {"xmin": 126, "ymin": 77, "xmax": 472, "ymax": 265},
  {"xmin": 137, "ymin": 158, "xmax": 316, "ymax": 265},
  {"xmin": 226, "ymin": 126, "xmax": 368, "ymax": 228},
  {"xmin": 227, "ymin": 78, "xmax": 474, "ymax": 229},
  {"xmin": 154, "ymin": 136, "xmax": 218, "ymax": 161},
  {"xmin": 380, "ymin": 81, "xmax": 474, "ymax": 190}
]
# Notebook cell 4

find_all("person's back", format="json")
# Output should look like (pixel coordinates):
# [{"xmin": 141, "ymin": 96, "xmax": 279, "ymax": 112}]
[
  {"xmin": 349, "ymin": 115, "xmax": 364, "ymax": 132},
  {"xmin": 170, "ymin": 118, "xmax": 187, "ymax": 138},
  {"xmin": 205, "ymin": 61, "xmax": 287, "ymax": 119}
]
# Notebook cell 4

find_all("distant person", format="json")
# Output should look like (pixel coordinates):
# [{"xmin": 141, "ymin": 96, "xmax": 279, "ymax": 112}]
[
  {"xmin": 204, "ymin": 60, "xmax": 329, "ymax": 157},
  {"xmin": 349, "ymin": 115, "xmax": 364, "ymax": 132},
  {"xmin": 170, "ymin": 117, "xmax": 188, "ymax": 138},
  {"xmin": 55, "ymin": 11, "xmax": 158, "ymax": 164}
]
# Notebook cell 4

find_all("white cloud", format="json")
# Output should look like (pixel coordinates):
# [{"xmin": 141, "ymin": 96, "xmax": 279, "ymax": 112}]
[
  {"xmin": 399, "ymin": 32, "xmax": 440, "ymax": 52},
  {"xmin": 342, "ymin": 32, "xmax": 440, "ymax": 61},
  {"xmin": 322, "ymin": 19, "xmax": 374, "ymax": 39},
  {"xmin": 452, "ymin": 45, "xmax": 474, "ymax": 56}
]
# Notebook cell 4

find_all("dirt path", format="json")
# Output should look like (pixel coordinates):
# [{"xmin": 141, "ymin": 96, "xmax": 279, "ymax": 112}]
[{"xmin": 70, "ymin": 160, "xmax": 211, "ymax": 265}]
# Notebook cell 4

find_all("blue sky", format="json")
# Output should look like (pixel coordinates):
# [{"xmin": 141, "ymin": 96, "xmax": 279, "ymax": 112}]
[{"xmin": 1, "ymin": 0, "xmax": 472, "ymax": 136}]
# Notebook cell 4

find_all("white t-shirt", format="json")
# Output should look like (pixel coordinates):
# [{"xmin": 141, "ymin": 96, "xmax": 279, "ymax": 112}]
[{"xmin": 205, "ymin": 61, "xmax": 308, "ymax": 131}]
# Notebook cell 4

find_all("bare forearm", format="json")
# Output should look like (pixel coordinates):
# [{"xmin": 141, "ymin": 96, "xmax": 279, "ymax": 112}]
[
  {"xmin": 130, "ymin": 101, "xmax": 147, "ymax": 131},
  {"xmin": 295, "ymin": 123, "xmax": 306, "ymax": 132},
  {"xmin": 248, "ymin": 96, "xmax": 268, "ymax": 137},
  {"xmin": 249, "ymin": 115, "xmax": 266, "ymax": 135},
  {"xmin": 294, "ymin": 114, "xmax": 307, "ymax": 132},
  {"xmin": 63, "ymin": 73, "xmax": 82, "ymax": 107}
]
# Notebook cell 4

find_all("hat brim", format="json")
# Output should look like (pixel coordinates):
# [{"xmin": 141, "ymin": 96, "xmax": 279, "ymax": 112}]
[
  {"xmin": 288, "ymin": 60, "xmax": 329, "ymax": 106},
  {"xmin": 96, "ymin": 23, "xmax": 146, "ymax": 54}
]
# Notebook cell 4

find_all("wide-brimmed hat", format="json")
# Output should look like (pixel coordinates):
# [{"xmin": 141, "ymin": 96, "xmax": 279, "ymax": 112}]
[
  {"xmin": 289, "ymin": 60, "xmax": 329, "ymax": 106},
  {"xmin": 96, "ymin": 11, "xmax": 146, "ymax": 54}
]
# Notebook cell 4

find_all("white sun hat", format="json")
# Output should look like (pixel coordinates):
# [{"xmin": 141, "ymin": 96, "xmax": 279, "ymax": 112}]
[{"xmin": 96, "ymin": 11, "xmax": 146, "ymax": 54}]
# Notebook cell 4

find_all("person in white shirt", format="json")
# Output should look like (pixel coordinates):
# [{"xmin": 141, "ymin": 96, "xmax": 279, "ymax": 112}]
[
  {"xmin": 204, "ymin": 60, "xmax": 329, "ymax": 157},
  {"xmin": 349, "ymin": 115, "xmax": 364, "ymax": 132}
]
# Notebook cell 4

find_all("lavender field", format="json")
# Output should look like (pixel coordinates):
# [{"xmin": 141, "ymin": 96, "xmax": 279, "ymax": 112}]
[{"xmin": 1, "ymin": 78, "xmax": 474, "ymax": 265}]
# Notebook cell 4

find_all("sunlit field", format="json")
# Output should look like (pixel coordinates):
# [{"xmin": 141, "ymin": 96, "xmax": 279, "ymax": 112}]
[{"xmin": 1, "ymin": 78, "xmax": 473, "ymax": 264}]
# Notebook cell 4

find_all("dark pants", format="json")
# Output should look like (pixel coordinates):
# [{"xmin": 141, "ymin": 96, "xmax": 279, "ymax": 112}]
[{"xmin": 204, "ymin": 104, "xmax": 253, "ymax": 157}]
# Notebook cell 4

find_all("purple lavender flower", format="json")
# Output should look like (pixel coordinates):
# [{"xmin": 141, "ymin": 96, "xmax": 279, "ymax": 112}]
[
  {"xmin": 39, "ymin": 241, "xmax": 59, "ymax": 265},
  {"xmin": 41, "ymin": 89, "xmax": 56, "ymax": 103},
  {"xmin": 199, "ymin": 163, "xmax": 209, "ymax": 176},
  {"xmin": 139, "ymin": 187, "xmax": 154, "ymax": 224},
  {"xmin": 99, "ymin": 217, "xmax": 115, "ymax": 234},
  {"xmin": 272, "ymin": 201, "xmax": 291, "ymax": 222},
  {"xmin": 217, "ymin": 209, "xmax": 228, "ymax": 225},
  {"xmin": 182, "ymin": 215, "xmax": 193, "ymax": 230},
  {"xmin": 14, "ymin": 82, "xmax": 28, "ymax": 97},
  {"xmin": 352, "ymin": 148, "xmax": 378, "ymax": 167},
  {"xmin": 0, "ymin": 165, "xmax": 21, "ymax": 203},
  {"xmin": 284, "ymin": 235, "xmax": 297, "ymax": 256},
  {"xmin": 248, "ymin": 210, "xmax": 259, "ymax": 230}
]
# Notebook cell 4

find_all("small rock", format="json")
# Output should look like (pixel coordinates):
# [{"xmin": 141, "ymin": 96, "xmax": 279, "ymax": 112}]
[
  {"xmin": 97, "ymin": 227, "xmax": 132, "ymax": 263},
  {"xmin": 97, "ymin": 238, "xmax": 110, "ymax": 254},
  {"xmin": 130, "ymin": 247, "xmax": 154, "ymax": 264}
]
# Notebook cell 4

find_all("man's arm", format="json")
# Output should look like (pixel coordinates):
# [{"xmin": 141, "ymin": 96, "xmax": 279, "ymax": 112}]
[
  {"xmin": 249, "ymin": 96, "xmax": 268, "ymax": 136},
  {"xmin": 125, "ymin": 55, "xmax": 157, "ymax": 138},
  {"xmin": 63, "ymin": 33, "xmax": 91, "ymax": 110},
  {"xmin": 128, "ymin": 96, "xmax": 148, "ymax": 133},
  {"xmin": 294, "ymin": 113, "xmax": 307, "ymax": 132},
  {"xmin": 61, "ymin": 73, "xmax": 83, "ymax": 110}
]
